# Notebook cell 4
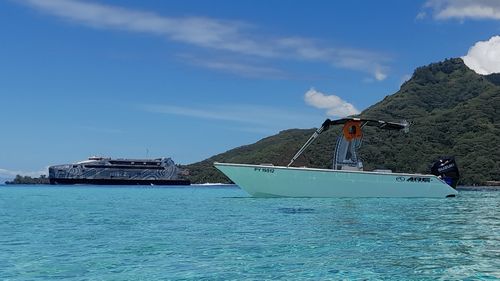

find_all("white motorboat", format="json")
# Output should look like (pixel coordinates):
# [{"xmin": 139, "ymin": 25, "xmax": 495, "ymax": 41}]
[{"xmin": 214, "ymin": 118, "xmax": 459, "ymax": 198}]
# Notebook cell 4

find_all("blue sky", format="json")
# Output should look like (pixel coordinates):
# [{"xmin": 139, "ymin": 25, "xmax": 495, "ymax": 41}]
[{"xmin": 1, "ymin": 0, "xmax": 500, "ymax": 178}]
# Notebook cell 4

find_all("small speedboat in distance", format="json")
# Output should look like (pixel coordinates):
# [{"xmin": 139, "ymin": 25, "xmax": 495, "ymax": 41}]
[{"xmin": 214, "ymin": 118, "xmax": 459, "ymax": 198}]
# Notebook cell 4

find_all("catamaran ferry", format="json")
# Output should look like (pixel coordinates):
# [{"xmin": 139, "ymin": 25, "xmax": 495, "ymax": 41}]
[{"xmin": 49, "ymin": 156, "xmax": 190, "ymax": 185}]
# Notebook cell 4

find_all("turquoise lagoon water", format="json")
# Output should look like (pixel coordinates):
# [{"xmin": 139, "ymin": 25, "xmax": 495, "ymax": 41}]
[{"xmin": 0, "ymin": 185, "xmax": 498, "ymax": 280}]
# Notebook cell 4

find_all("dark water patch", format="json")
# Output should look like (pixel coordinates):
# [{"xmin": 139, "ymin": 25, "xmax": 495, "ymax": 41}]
[{"xmin": 277, "ymin": 207, "xmax": 316, "ymax": 214}]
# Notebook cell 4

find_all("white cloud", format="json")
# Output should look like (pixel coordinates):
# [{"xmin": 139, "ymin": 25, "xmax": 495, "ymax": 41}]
[
  {"xmin": 141, "ymin": 103, "xmax": 320, "ymax": 130},
  {"xmin": 304, "ymin": 88, "xmax": 359, "ymax": 117},
  {"xmin": 462, "ymin": 36, "xmax": 500, "ymax": 75},
  {"xmin": 19, "ymin": 0, "xmax": 389, "ymax": 80},
  {"xmin": 424, "ymin": 0, "xmax": 500, "ymax": 20},
  {"xmin": 180, "ymin": 55, "xmax": 287, "ymax": 79},
  {"xmin": 416, "ymin": 11, "xmax": 427, "ymax": 20},
  {"xmin": 22, "ymin": 0, "xmax": 271, "ymax": 56},
  {"xmin": 374, "ymin": 68, "xmax": 387, "ymax": 81}
]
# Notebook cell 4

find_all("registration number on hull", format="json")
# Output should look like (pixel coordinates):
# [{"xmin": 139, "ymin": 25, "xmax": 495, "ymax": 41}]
[{"xmin": 254, "ymin": 167, "xmax": 275, "ymax": 173}]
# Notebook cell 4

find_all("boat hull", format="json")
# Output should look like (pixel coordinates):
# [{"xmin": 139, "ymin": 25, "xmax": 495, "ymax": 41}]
[{"xmin": 214, "ymin": 163, "xmax": 457, "ymax": 198}]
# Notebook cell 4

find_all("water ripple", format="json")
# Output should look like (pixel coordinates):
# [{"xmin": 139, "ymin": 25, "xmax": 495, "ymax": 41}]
[{"xmin": 0, "ymin": 186, "xmax": 498, "ymax": 280}]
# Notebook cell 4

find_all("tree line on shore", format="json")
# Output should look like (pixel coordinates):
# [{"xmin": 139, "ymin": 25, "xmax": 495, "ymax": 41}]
[{"xmin": 5, "ymin": 175, "xmax": 50, "ymax": 184}]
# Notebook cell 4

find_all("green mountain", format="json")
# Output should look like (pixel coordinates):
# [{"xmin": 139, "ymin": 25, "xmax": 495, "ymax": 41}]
[{"xmin": 185, "ymin": 58, "xmax": 500, "ymax": 185}]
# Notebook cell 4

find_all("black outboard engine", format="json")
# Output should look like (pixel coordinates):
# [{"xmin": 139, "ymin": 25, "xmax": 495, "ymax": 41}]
[{"xmin": 431, "ymin": 157, "xmax": 460, "ymax": 188}]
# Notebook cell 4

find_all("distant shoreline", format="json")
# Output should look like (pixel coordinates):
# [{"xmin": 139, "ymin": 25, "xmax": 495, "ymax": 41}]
[{"xmin": 456, "ymin": 186, "xmax": 500, "ymax": 191}]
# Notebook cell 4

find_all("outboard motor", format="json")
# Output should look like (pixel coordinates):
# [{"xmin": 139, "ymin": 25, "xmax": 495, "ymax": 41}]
[{"xmin": 431, "ymin": 157, "xmax": 460, "ymax": 188}]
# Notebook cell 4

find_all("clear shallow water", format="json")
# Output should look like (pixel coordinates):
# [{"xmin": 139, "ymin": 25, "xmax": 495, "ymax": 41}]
[{"xmin": 0, "ymin": 185, "xmax": 498, "ymax": 280}]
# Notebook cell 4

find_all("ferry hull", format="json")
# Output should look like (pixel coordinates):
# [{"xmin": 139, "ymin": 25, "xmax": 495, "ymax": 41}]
[
  {"xmin": 49, "ymin": 178, "xmax": 190, "ymax": 186},
  {"xmin": 214, "ymin": 163, "xmax": 457, "ymax": 198}
]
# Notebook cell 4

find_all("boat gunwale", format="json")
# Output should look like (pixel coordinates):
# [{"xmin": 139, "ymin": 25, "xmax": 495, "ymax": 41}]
[{"xmin": 214, "ymin": 162, "xmax": 442, "ymax": 179}]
